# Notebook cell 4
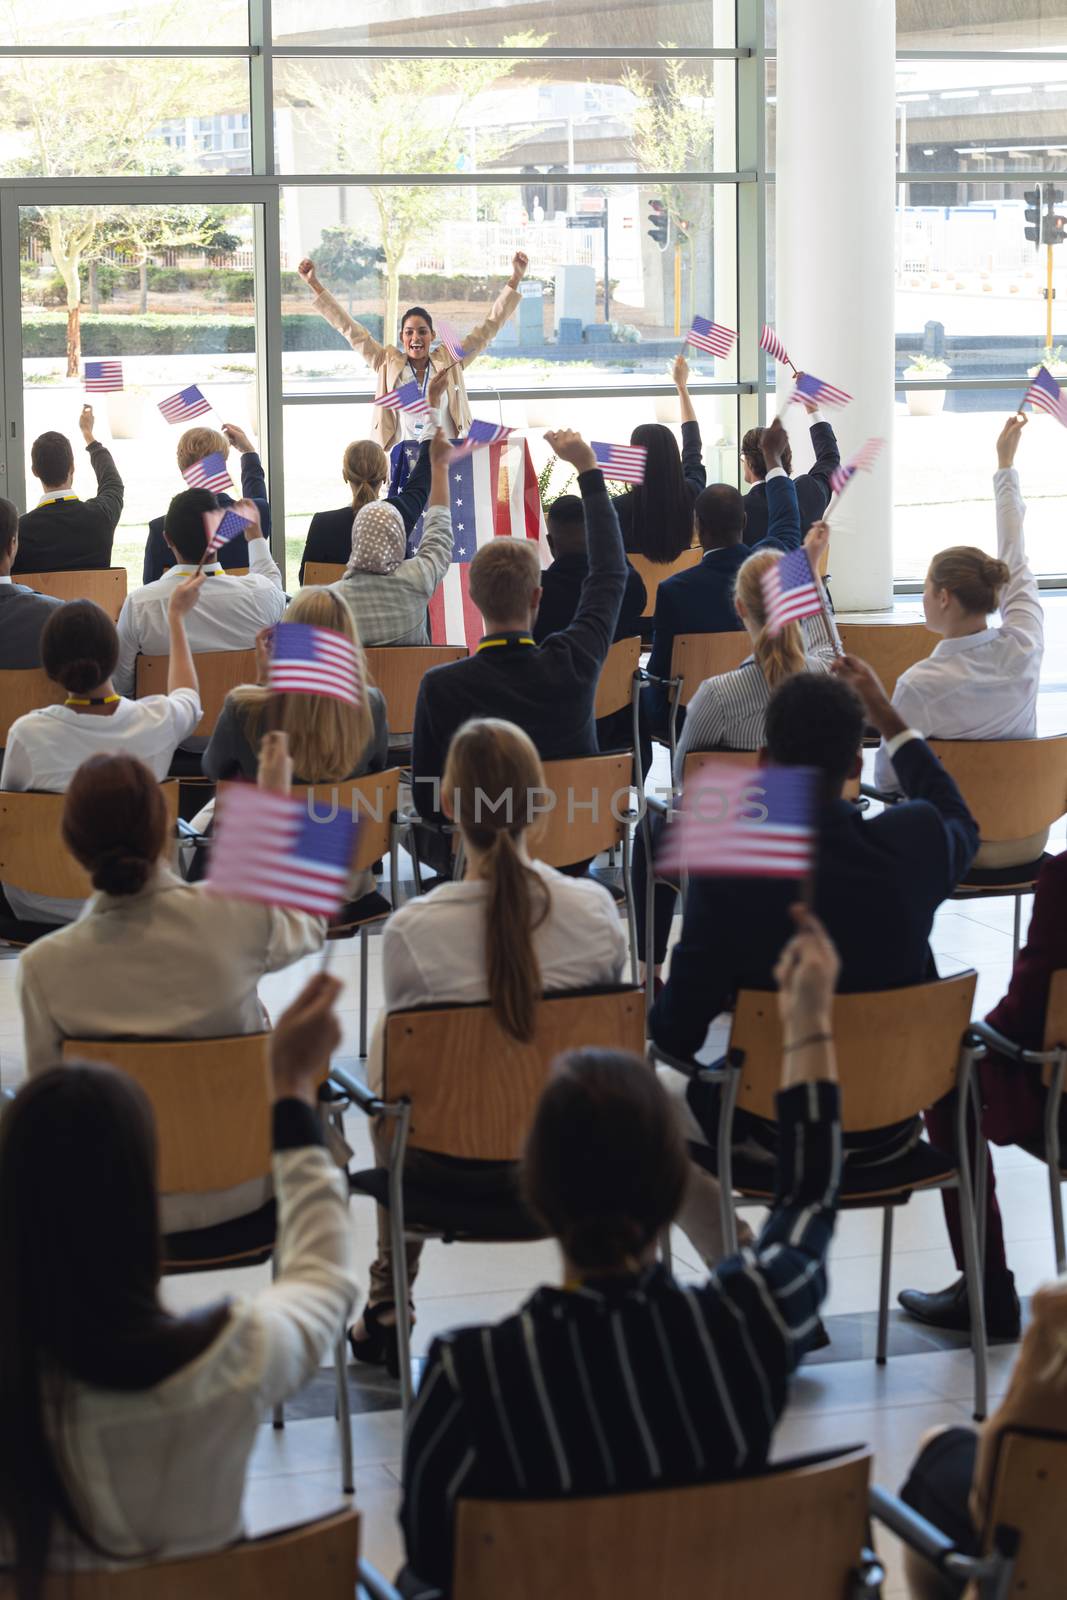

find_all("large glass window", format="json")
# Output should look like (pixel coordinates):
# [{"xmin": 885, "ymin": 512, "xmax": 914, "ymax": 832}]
[
  {"xmin": 272, "ymin": 1, "xmax": 734, "ymax": 49},
  {"xmin": 0, "ymin": 0, "xmax": 248, "ymax": 46}
]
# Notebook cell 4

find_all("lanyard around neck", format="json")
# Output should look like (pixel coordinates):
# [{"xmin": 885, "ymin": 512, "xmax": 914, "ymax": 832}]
[{"xmin": 65, "ymin": 694, "xmax": 120, "ymax": 707}]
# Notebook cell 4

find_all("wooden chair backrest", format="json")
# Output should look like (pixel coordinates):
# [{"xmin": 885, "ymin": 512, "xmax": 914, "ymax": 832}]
[
  {"xmin": 384, "ymin": 988, "xmax": 645, "ymax": 1160},
  {"xmin": 837, "ymin": 622, "xmax": 936, "ymax": 699},
  {"xmin": 302, "ymin": 561, "xmax": 346, "ymax": 587},
  {"xmin": 364, "ymin": 645, "xmax": 468, "ymax": 737},
  {"xmin": 981, "ymin": 1429, "xmax": 1067, "ymax": 1598},
  {"xmin": 0, "ymin": 782, "xmax": 179, "ymax": 900},
  {"xmin": 0, "ymin": 667, "xmax": 65, "ymax": 747},
  {"xmin": 670, "ymin": 631, "xmax": 751, "ymax": 706},
  {"xmin": 530, "ymin": 755, "xmax": 633, "ymax": 867},
  {"xmin": 729, "ymin": 972, "xmax": 977, "ymax": 1130},
  {"xmin": 289, "ymin": 767, "xmax": 402, "ymax": 873},
  {"xmin": 18, "ymin": 566, "xmax": 128, "ymax": 622},
  {"xmin": 593, "ymin": 635, "xmax": 641, "ymax": 720},
  {"xmin": 136, "ymin": 650, "xmax": 257, "ymax": 737},
  {"xmin": 61, "ymin": 1032, "xmax": 271, "ymax": 1195},
  {"xmin": 926, "ymin": 737, "xmax": 1067, "ymax": 842},
  {"xmin": 453, "ymin": 1448, "xmax": 871, "ymax": 1600},
  {"xmin": 629, "ymin": 548, "xmax": 702, "ymax": 619},
  {"xmin": 680, "ymin": 748, "xmax": 860, "ymax": 805},
  {"xmin": 38, "ymin": 1510, "xmax": 359, "ymax": 1600}
]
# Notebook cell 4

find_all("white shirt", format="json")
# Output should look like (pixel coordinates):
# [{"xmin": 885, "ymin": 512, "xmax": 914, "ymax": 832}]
[
  {"xmin": 875, "ymin": 467, "xmax": 1045, "ymax": 790},
  {"xmin": 0, "ymin": 689, "xmax": 200, "ymax": 924},
  {"xmin": 367, "ymin": 859, "xmax": 628, "ymax": 1090},
  {"xmin": 113, "ymin": 545, "xmax": 287, "ymax": 699},
  {"xmin": 16, "ymin": 863, "xmax": 324, "ymax": 1229},
  {"xmin": 26, "ymin": 1144, "xmax": 356, "ymax": 1571}
]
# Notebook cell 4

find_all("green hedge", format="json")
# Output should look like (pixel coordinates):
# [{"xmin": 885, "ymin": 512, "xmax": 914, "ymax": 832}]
[{"xmin": 20, "ymin": 311, "xmax": 383, "ymax": 357}]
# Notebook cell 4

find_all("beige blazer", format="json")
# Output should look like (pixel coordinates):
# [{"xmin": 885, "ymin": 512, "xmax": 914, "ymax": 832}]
[{"xmin": 313, "ymin": 282, "xmax": 521, "ymax": 449}]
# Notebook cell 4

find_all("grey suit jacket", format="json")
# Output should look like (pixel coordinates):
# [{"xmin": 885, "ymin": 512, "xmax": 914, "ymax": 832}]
[{"xmin": 0, "ymin": 581, "xmax": 64, "ymax": 671}]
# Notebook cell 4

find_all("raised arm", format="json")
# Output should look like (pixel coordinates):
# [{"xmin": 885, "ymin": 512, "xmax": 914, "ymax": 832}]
[
  {"xmin": 994, "ymin": 414, "xmax": 1044, "ymax": 652},
  {"xmin": 542, "ymin": 428, "xmax": 626, "ymax": 663},
  {"xmin": 165, "ymin": 573, "xmax": 204, "ymax": 699},
  {"xmin": 222, "ymin": 423, "xmax": 268, "ymax": 503},
  {"xmin": 79, "ymin": 406, "xmax": 124, "ymax": 533},
  {"xmin": 753, "ymin": 418, "xmax": 801, "ymax": 553},
  {"xmin": 802, "ymin": 404, "xmax": 841, "ymax": 515},
  {"xmin": 672, "ymin": 355, "xmax": 706, "ymax": 494},
  {"xmin": 401, "ymin": 430, "xmax": 454, "ymax": 595},
  {"xmin": 232, "ymin": 498, "xmax": 284, "ymax": 590},
  {"xmin": 390, "ymin": 438, "xmax": 433, "ymax": 532},
  {"xmin": 297, "ymin": 257, "xmax": 391, "ymax": 372},
  {"xmin": 672, "ymin": 353, "xmax": 697, "ymax": 425},
  {"xmin": 455, "ymin": 252, "xmax": 527, "ymax": 366}
]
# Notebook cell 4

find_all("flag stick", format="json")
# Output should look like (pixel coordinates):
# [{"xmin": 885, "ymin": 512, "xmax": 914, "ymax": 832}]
[
  {"xmin": 320, "ymin": 937, "xmax": 337, "ymax": 972},
  {"xmin": 797, "ymin": 867, "xmax": 816, "ymax": 909},
  {"xmin": 814, "ymin": 571, "xmax": 844, "ymax": 657}
]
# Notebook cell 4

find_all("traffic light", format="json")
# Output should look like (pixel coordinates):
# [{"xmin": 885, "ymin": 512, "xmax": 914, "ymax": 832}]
[
  {"xmin": 1025, "ymin": 186, "xmax": 1043, "ymax": 248},
  {"xmin": 647, "ymin": 198, "xmax": 668, "ymax": 247},
  {"xmin": 1046, "ymin": 187, "xmax": 1067, "ymax": 246}
]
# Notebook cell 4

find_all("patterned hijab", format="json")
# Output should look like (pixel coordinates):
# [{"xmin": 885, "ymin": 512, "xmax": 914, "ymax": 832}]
[{"xmin": 346, "ymin": 501, "xmax": 406, "ymax": 577}]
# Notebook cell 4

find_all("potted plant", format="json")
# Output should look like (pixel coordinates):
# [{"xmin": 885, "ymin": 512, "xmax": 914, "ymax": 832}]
[{"xmin": 902, "ymin": 354, "xmax": 952, "ymax": 417}]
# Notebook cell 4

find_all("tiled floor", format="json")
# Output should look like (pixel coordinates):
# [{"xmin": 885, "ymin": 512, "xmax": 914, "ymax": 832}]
[{"xmin": 2, "ymin": 598, "xmax": 1066, "ymax": 1593}]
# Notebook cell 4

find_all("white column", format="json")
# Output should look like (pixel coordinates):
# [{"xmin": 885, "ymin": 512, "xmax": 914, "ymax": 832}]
[{"xmin": 776, "ymin": 0, "xmax": 896, "ymax": 611}]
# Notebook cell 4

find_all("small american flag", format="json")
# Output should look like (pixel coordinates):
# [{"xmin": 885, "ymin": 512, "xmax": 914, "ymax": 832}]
[
  {"xmin": 591, "ymin": 441, "xmax": 647, "ymax": 484},
  {"xmin": 159, "ymin": 385, "xmax": 211, "ymax": 424},
  {"xmin": 830, "ymin": 437, "xmax": 885, "ymax": 497},
  {"xmin": 377, "ymin": 379, "xmax": 431, "ymax": 417},
  {"xmin": 182, "ymin": 452, "xmax": 233, "ymax": 495},
  {"xmin": 760, "ymin": 325, "xmax": 792, "ymax": 366},
  {"xmin": 450, "ymin": 418, "xmax": 515, "ymax": 459},
  {"xmin": 1023, "ymin": 365, "xmax": 1067, "ymax": 428},
  {"xmin": 207, "ymin": 786, "xmax": 358, "ymax": 918},
  {"xmin": 268, "ymin": 621, "xmax": 362, "ymax": 707},
  {"xmin": 761, "ymin": 546, "xmax": 824, "ymax": 637},
  {"xmin": 84, "ymin": 360, "xmax": 123, "ymax": 393},
  {"xmin": 657, "ymin": 763, "xmax": 818, "ymax": 880},
  {"xmin": 792, "ymin": 372, "xmax": 853, "ymax": 410},
  {"xmin": 202, "ymin": 505, "xmax": 250, "ymax": 555},
  {"xmin": 687, "ymin": 316, "xmax": 737, "ymax": 359},
  {"xmin": 436, "ymin": 320, "xmax": 466, "ymax": 362}
]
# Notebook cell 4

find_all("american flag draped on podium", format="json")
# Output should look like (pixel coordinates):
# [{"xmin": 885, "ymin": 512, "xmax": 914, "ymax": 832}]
[{"xmin": 389, "ymin": 436, "xmax": 548, "ymax": 649}]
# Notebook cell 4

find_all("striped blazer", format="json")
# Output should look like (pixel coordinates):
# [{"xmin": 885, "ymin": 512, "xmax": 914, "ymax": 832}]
[{"xmin": 398, "ymin": 1081, "xmax": 841, "ymax": 1598}]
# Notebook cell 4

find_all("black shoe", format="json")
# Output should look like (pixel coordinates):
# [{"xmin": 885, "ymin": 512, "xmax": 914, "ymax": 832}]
[
  {"xmin": 348, "ymin": 1302, "xmax": 403, "ymax": 1379},
  {"xmin": 898, "ymin": 1275, "xmax": 1021, "ymax": 1340}
]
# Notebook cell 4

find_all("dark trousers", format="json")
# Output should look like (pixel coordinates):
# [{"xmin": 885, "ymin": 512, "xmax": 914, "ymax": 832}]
[
  {"xmin": 900, "ymin": 1425, "xmax": 980, "ymax": 1597},
  {"xmin": 633, "ymin": 811, "xmax": 679, "ymax": 965}
]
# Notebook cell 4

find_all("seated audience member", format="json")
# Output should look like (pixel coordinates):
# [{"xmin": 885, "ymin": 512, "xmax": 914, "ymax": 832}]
[
  {"xmin": 899, "ymin": 1278, "xmax": 1067, "ymax": 1599},
  {"xmin": 613, "ymin": 356, "xmax": 705, "ymax": 562},
  {"xmin": 740, "ymin": 395, "xmax": 839, "ymax": 547},
  {"xmin": 650, "ymin": 660, "xmax": 978, "ymax": 1171},
  {"xmin": 645, "ymin": 416, "xmax": 801, "ymax": 731},
  {"xmin": 13, "ymin": 406, "xmax": 124, "ymax": 575},
  {"xmin": 636, "ymin": 521, "xmax": 836, "ymax": 974},
  {"xmin": 297, "ymin": 437, "xmax": 432, "ymax": 584},
  {"xmin": 874, "ymin": 416, "xmax": 1044, "ymax": 868},
  {"xmin": 142, "ymin": 423, "xmax": 270, "ymax": 583},
  {"xmin": 411, "ymin": 429, "xmax": 625, "ymax": 840},
  {"xmin": 898, "ymin": 847, "xmax": 1067, "ymax": 1341},
  {"xmin": 351, "ymin": 718, "xmax": 628, "ymax": 1374},
  {"xmin": 0, "ymin": 497, "xmax": 63, "ymax": 671},
  {"xmin": 16, "ymin": 735, "xmax": 326, "ymax": 1230},
  {"xmin": 0, "ymin": 973, "xmax": 356, "ymax": 1581},
  {"xmin": 1, "ymin": 583, "xmax": 202, "ymax": 927},
  {"xmin": 204, "ymin": 586, "xmax": 388, "ymax": 906},
  {"xmin": 398, "ymin": 908, "xmax": 843, "ymax": 1598},
  {"xmin": 534, "ymin": 493, "xmax": 646, "ymax": 645},
  {"xmin": 328, "ymin": 428, "xmax": 453, "ymax": 647},
  {"xmin": 114, "ymin": 492, "xmax": 285, "ymax": 711}
]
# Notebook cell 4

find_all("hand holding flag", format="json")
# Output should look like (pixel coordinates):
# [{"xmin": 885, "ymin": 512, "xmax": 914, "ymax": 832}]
[
  {"xmin": 1022, "ymin": 365, "xmax": 1067, "ymax": 427},
  {"xmin": 202, "ymin": 504, "xmax": 251, "ymax": 558},
  {"xmin": 761, "ymin": 546, "xmax": 826, "ymax": 637},
  {"xmin": 656, "ymin": 762, "xmax": 819, "ymax": 881},
  {"xmin": 761, "ymin": 324, "xmax": 797, "ymax": 375},
  {"xmin": 450, "ymin": 418, "xmax": 515, "ymax": 459},
  {"xmin": 206, "ymin": 783, "xmax": 359, "ymax": 919}
]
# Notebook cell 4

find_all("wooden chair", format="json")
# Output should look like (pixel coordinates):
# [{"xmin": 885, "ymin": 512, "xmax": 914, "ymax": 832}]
[
  {"xmin": 972, "ymin": 968, "xmax": 1067, "ymax": 1274},
  {"xmin": 135, "ymin": 649, "xmax": 258, "ymax": 739},
  {"xmin": 452, "ymin": 1448, "xmax": 879, "ymax": 1600},
  {"xmin": 629, "ymin": 547, "xmax": 702, "ymax": 621},
  {"xmin": 335, "ymin": 986, "xmax": 645, "ymax": 1411},
  {"xmin": 60, "ymin": 1032, "xmax": 356, "ymax": 1494},
  {"xmin": 653, "ymin": 971, "xmax": 989, "ymax": 1418},
  {"xmin": 18, "ymin": 566, "xmax": 128, "ymax": 622},
  {"xmin": 302, "ymin": 561, "xmax": 345, "ymax": 587},
  {"xmin": 593, "ymin": 634, "xmax": 642, "ymax": 765},
  {"xmin": 928, "ymin": 735, "xmax": 1067, "ymax": 955},
  {"xmin": 872, "ymin": 1427, "xmax": 1067, "ymax": 1600},
  {"xmin": 0, "ymin": 782, "xmax": 179, "ymax": 946},
  {"xmin": 38, "ymin": 1509, "xmax": 360, "ymax": 1600},
  {"xmin": 646, "ymin": 630, "xmax": 752, "ymax": 765},
  {"xmin": 838, "ymin": 620, "xmax": 936, "ymax": 700},
  {"xmin": 0, "ymin": 666, "xmax": 65, "ymax": 747},
  {"xmin": 364, "ymin": 645, "xmax": 468, "ymax": 749}
]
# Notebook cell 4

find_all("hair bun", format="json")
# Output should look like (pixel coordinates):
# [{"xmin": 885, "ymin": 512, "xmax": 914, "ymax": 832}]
[
  {"xmin": 982, "ymin": 556, "xmax": 1011, "ymax": 590},
  {"xmin": 62, "ymin": 658, "xmax": 106, "ymax": 696},
  {"xmin": 91, "ymin": 847, "xmax": 152, "ymax": 897}
]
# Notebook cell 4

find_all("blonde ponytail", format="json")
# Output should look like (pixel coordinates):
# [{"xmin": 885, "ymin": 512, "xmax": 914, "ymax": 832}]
[
  {"xmin": 443, "ymin": 719, "xmax": 551, "ymax": 1042},
  {"xmin": 735, "ymin": 549, "xmax": 807, "ymax": 689},
  {"xmin": 342, "ymin": 439, "xmax": 388, "ymax": 514}
]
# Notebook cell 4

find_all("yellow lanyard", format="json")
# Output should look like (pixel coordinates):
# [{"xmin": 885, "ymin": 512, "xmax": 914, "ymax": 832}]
[{"xmin": 65, "ymin": 694, "xmax": 120, "ymax": 707}]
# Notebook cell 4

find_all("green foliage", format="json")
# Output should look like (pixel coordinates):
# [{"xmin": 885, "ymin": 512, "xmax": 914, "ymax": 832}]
[
  {"xmin": 538, "ymin": 456, "xmax": 578, "ymax": 508},
  {"xmin": 314, "ymin": 226, "xmax": 385, "ymax": 291},
  {"xmin": 20, "ymin": 312, "xmax": 383, "ymax": 357}
]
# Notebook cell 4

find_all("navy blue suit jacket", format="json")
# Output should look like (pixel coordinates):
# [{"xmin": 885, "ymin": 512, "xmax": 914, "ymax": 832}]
[
  {"xmin": 649, "ymin": 737, "xmax": 979, "ymax": 1062},
  {"xmin": 142, "ymin": 453, "xmax": 271, "ymax": 583},
  {"xmin": 742, "ymin": 421, "xmax": 839, "ymax": 547},
  {"xmin": 645, "ymin": 473, "xmax": 802, "ymax": 728}
]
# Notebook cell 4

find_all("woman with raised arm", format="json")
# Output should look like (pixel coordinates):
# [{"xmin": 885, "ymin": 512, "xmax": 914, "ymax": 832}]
[
  {"xmin": 297, "ymin": 252, "xmax": 529, "ymax": 451},
  {"xmin": 612, "ymin": 354, "xmax": 706, "ymax": 562}
]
